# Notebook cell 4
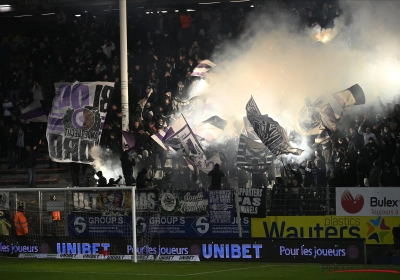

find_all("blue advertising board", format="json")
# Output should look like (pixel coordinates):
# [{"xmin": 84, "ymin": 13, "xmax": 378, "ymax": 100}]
[
  {"xmin": 145, "ymin": 216, "xmax": 251, "ymax": 238},
  {"xmin": 68, "ymin": 215, "xmax": 133, "ymax": 237},
  {"xmin": 68, "ymin": 214, "xmax": 250, "ymax": 238}
]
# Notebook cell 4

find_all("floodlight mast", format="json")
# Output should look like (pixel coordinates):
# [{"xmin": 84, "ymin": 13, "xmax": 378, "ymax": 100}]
[{"xmin": 120, "ymin": 0, "xmax": 129, "ymax": 142}]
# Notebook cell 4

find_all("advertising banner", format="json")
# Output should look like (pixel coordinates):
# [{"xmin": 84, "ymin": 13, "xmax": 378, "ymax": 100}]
[
  {"xmin": 46, "ymin": 82, "xmax": 114, "ymax": 164},
  {"xmin": 145, "ymin": 216, "xmax": 251, "ymax": 238},
  {"xmin": 68, "ymin": 214, "xmax": 250, "ymax": 238},
  {"xmin": 158, "ymin": 190, "xmax": 208, "ymax": 216},
  {"xmin": 209, "ymin": 190, "xmax": 233, "ymax": 224},
  {"xmin": 251, "ymin": 216, "xmax": 398, "ymax": 245},
  {"xmin": 68, "ymin": 215, "xmax": 132, "ymax": 237},
  {"xmin": 237, "ymin": 188, "xmax": 266, "ymax": 217},
  {"xmin": 17, "ymin": 237, "xmax": 366, "ymax": 264},
  {"xmin": 199, "ymin": 238, "xmax": 365, "ymax": 264},
  {"xmin": 336, "ymin": 187, "xmax": 400, "ymax": 216}
]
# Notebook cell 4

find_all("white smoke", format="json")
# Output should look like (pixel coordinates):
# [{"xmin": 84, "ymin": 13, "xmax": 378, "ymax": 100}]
[
  {"xmin": 181, "ymin": 1, "xmax": 400, "ymax": 157},
  {"xmin": 90, "ymin": 146, "xmax": 124, "ymax": 183}
]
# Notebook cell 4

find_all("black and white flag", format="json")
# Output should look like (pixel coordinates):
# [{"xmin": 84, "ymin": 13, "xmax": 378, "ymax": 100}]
[
  {"xmin": 246, "ymin": 97, "xmax": 303, "ymax": 157},
  {"xmin": 237, "ymin": 134, "xmax": 273, "ymax": 173},
  {"xmin": 332, "ymin": 84, "xmax": 365, "ymax": 108}
]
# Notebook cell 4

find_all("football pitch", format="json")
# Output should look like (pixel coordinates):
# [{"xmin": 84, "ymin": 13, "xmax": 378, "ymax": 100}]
[{"xmin": 0, "ymin": 259, "xmax": 399, "ymax": 280}]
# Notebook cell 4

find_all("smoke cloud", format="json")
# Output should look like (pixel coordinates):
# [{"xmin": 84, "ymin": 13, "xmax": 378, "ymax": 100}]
[
  {"xmin": 186, "ymin": 1, "xmax": 400, "ymax": 150},
  {"xmin": 90, "ymin": 146, "xmax": 123, "ymax": 182}
]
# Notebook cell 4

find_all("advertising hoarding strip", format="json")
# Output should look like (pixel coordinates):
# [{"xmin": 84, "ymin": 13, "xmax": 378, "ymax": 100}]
[
  {"xmin": 17, "ymin": 238, "xmax": 366, "ymax": 264},
  {"xmin": 336, "ymin": 187, "xmax": 400, "ymax": 216},
  {"xmin": 251, "ymin": 216, "xmax": 398, "ymax": 245}
]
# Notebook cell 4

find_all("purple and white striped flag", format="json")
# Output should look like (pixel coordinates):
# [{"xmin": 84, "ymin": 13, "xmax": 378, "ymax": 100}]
[{"xmin": 19, "ymin": 101, "xmax": 47, "ymax": 123}]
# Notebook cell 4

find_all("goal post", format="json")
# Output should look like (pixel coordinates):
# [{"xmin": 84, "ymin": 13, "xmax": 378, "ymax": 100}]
[{"xmin": 0, "ymin": 186, "xmax": 156, "ymax": 263}]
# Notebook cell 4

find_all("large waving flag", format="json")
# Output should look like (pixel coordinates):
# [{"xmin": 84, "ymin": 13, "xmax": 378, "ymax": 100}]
[
  {"xmin": 237, "ymin": 134, "xmax": 273, "ymax": 173},
  {"xmin": 153, "ymin": 115, "xmax": 208, "ymax": 170},
  {"xmin": 46, "ymin": 81, "xmax": 114, "ymax": 163},
  {"xmin": 332, "ymin": 84, "xmax": 365, "ymax": 108},
  {"xmin": 241, "ymin": 116, "xmax": 260, "ymax": 141},
  {"xmin": 246, "ymin": 97, "xmax": 303, "ymax": 156},
  {"xmin": 320, "ymin": 103, "xmax": 340, "ymax": 129},
  {"xmin": 19, "ymin": 101, "xmax": 47, "ymax": 123},
  {"xmin": 151, "ymin": 130, "xmax": 168, "ymax": 150},
  {"xmin": 193, "ymin": 115, "xmax": 227, "ymax": 141},
  {"xmin": 297, "ymin": 98, "xmax": 324, "ymax": 135},
  {"xmin": 297, "ymin": 99, "xmax": 341, "ymax": 136},
  {"xmin": 167, "ymin": 116, "xmax": 207, "ymax": 170},
  {"xmin": 245, "ymin": 96, "xmax": 261, "ymax": 115},
  {"xmin": 191, "ymin": 60, "xmax": 216, "ymax": 77}
]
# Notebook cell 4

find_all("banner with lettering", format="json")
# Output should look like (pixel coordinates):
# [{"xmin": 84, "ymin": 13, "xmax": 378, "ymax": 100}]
[
  {"xmin": 46, "ymin": 82, "xmax": 114, "ymax": 163},
  {"xmin": 209, "ymin": 190, "xmax": 234, "ymax": 224},
  {"xmin": 159, "ymin": 190, "xmax": 208, "ymax": 216},
  {"xmin": 237, "ymin": 188, "xmax": 267, "ymax": 218},
  {"xmin": 72, "ymin": 190, "xmax": 132, "ymax": 216}
]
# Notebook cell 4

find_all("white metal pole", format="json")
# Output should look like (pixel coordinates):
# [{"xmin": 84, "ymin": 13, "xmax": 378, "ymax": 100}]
[
  {"xmin": 132, "ymin": 186, "xmax": 137, "ymax": 263},
  {"xmin": 120, "ymin": 0, "xmax": 129, "ymax": 140},
  {"xmin": 235, "ymin": 185, "xmax": 242, "ymax": 238}
]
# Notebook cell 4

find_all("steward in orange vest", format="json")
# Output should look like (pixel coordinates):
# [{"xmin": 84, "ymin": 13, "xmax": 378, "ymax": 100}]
[{"xmin": 14, "ymin": 206, "xmax": 28, "ymax": 236}]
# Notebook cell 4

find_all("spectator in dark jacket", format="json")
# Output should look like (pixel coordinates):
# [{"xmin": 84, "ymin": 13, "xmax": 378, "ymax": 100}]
[
  {"xmin": 207, "ymin": 163, "xmax": 225, "ymax": 190},
  {"xmin": 120, "ymin": 145, "xmax": 136, "ymax": 186},
  {"xmin": 96, "ymin": 171, "xmax": 108, "ymax": 187},
  {"xmin": 136, "ymin": 168, "xmax": 150, "ymax": 189}
]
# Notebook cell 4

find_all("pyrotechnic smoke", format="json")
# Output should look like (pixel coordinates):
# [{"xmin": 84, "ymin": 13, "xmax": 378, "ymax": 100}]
[
  {"xmin": 183, "ymin": 1, "xmax": 400, "ymax": 158},
  {"xmin": 312, "ymin": 15, "xmax": 347, "ymax": 44},
  {"xmin": 90, "ymin": 146, "xmax": 124, "ymax": 183}
]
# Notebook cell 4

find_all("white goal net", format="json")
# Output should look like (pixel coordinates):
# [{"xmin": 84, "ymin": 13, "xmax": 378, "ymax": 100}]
[{"xmin": 0, "ymin": 187, "xmax": 160, "ymax": 262}]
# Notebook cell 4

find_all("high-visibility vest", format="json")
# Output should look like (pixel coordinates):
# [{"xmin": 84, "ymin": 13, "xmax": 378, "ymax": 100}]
[
  {"xmin": 52, "ymin": 211, "xmax": 61, "ymax": 221},
  {"xmin": 14, "ymin": 211, "xmax": 28, "ymax": 236}
]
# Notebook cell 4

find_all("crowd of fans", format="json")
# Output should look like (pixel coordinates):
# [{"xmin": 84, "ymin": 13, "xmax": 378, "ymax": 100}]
[{"xmin": 0, "ymin": 1, "xmax": 398, "ymax": 215}]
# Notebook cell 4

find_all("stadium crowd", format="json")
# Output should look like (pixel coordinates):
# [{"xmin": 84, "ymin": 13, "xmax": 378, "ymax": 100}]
[{"xmin": 0, "ymin": 1, "xmax": 398, "ymax": 216}]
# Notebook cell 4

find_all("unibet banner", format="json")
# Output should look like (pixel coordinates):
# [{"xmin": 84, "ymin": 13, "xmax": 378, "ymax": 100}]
[
  {"xmin": 46, "ymin": 82, "xmax": 114, "ymax": 163},
  {"xmin": 251, "ymin": 216, "xmax": 398, "ymax": 245},
  {"xmin": 336, "ymin": 187, "xmax": 400, "ymax": 216}
]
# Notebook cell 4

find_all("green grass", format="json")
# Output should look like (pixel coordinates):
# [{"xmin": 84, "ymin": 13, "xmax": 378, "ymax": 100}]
[{"xmin": 0, "ymin": 258, "xmax": 399, "ymax": 280}]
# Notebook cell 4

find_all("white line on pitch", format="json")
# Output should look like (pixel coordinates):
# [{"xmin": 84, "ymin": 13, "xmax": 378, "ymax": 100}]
[{"xmin": 181, "ymin": 265, "xmax": 276, "ymax": 276}]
